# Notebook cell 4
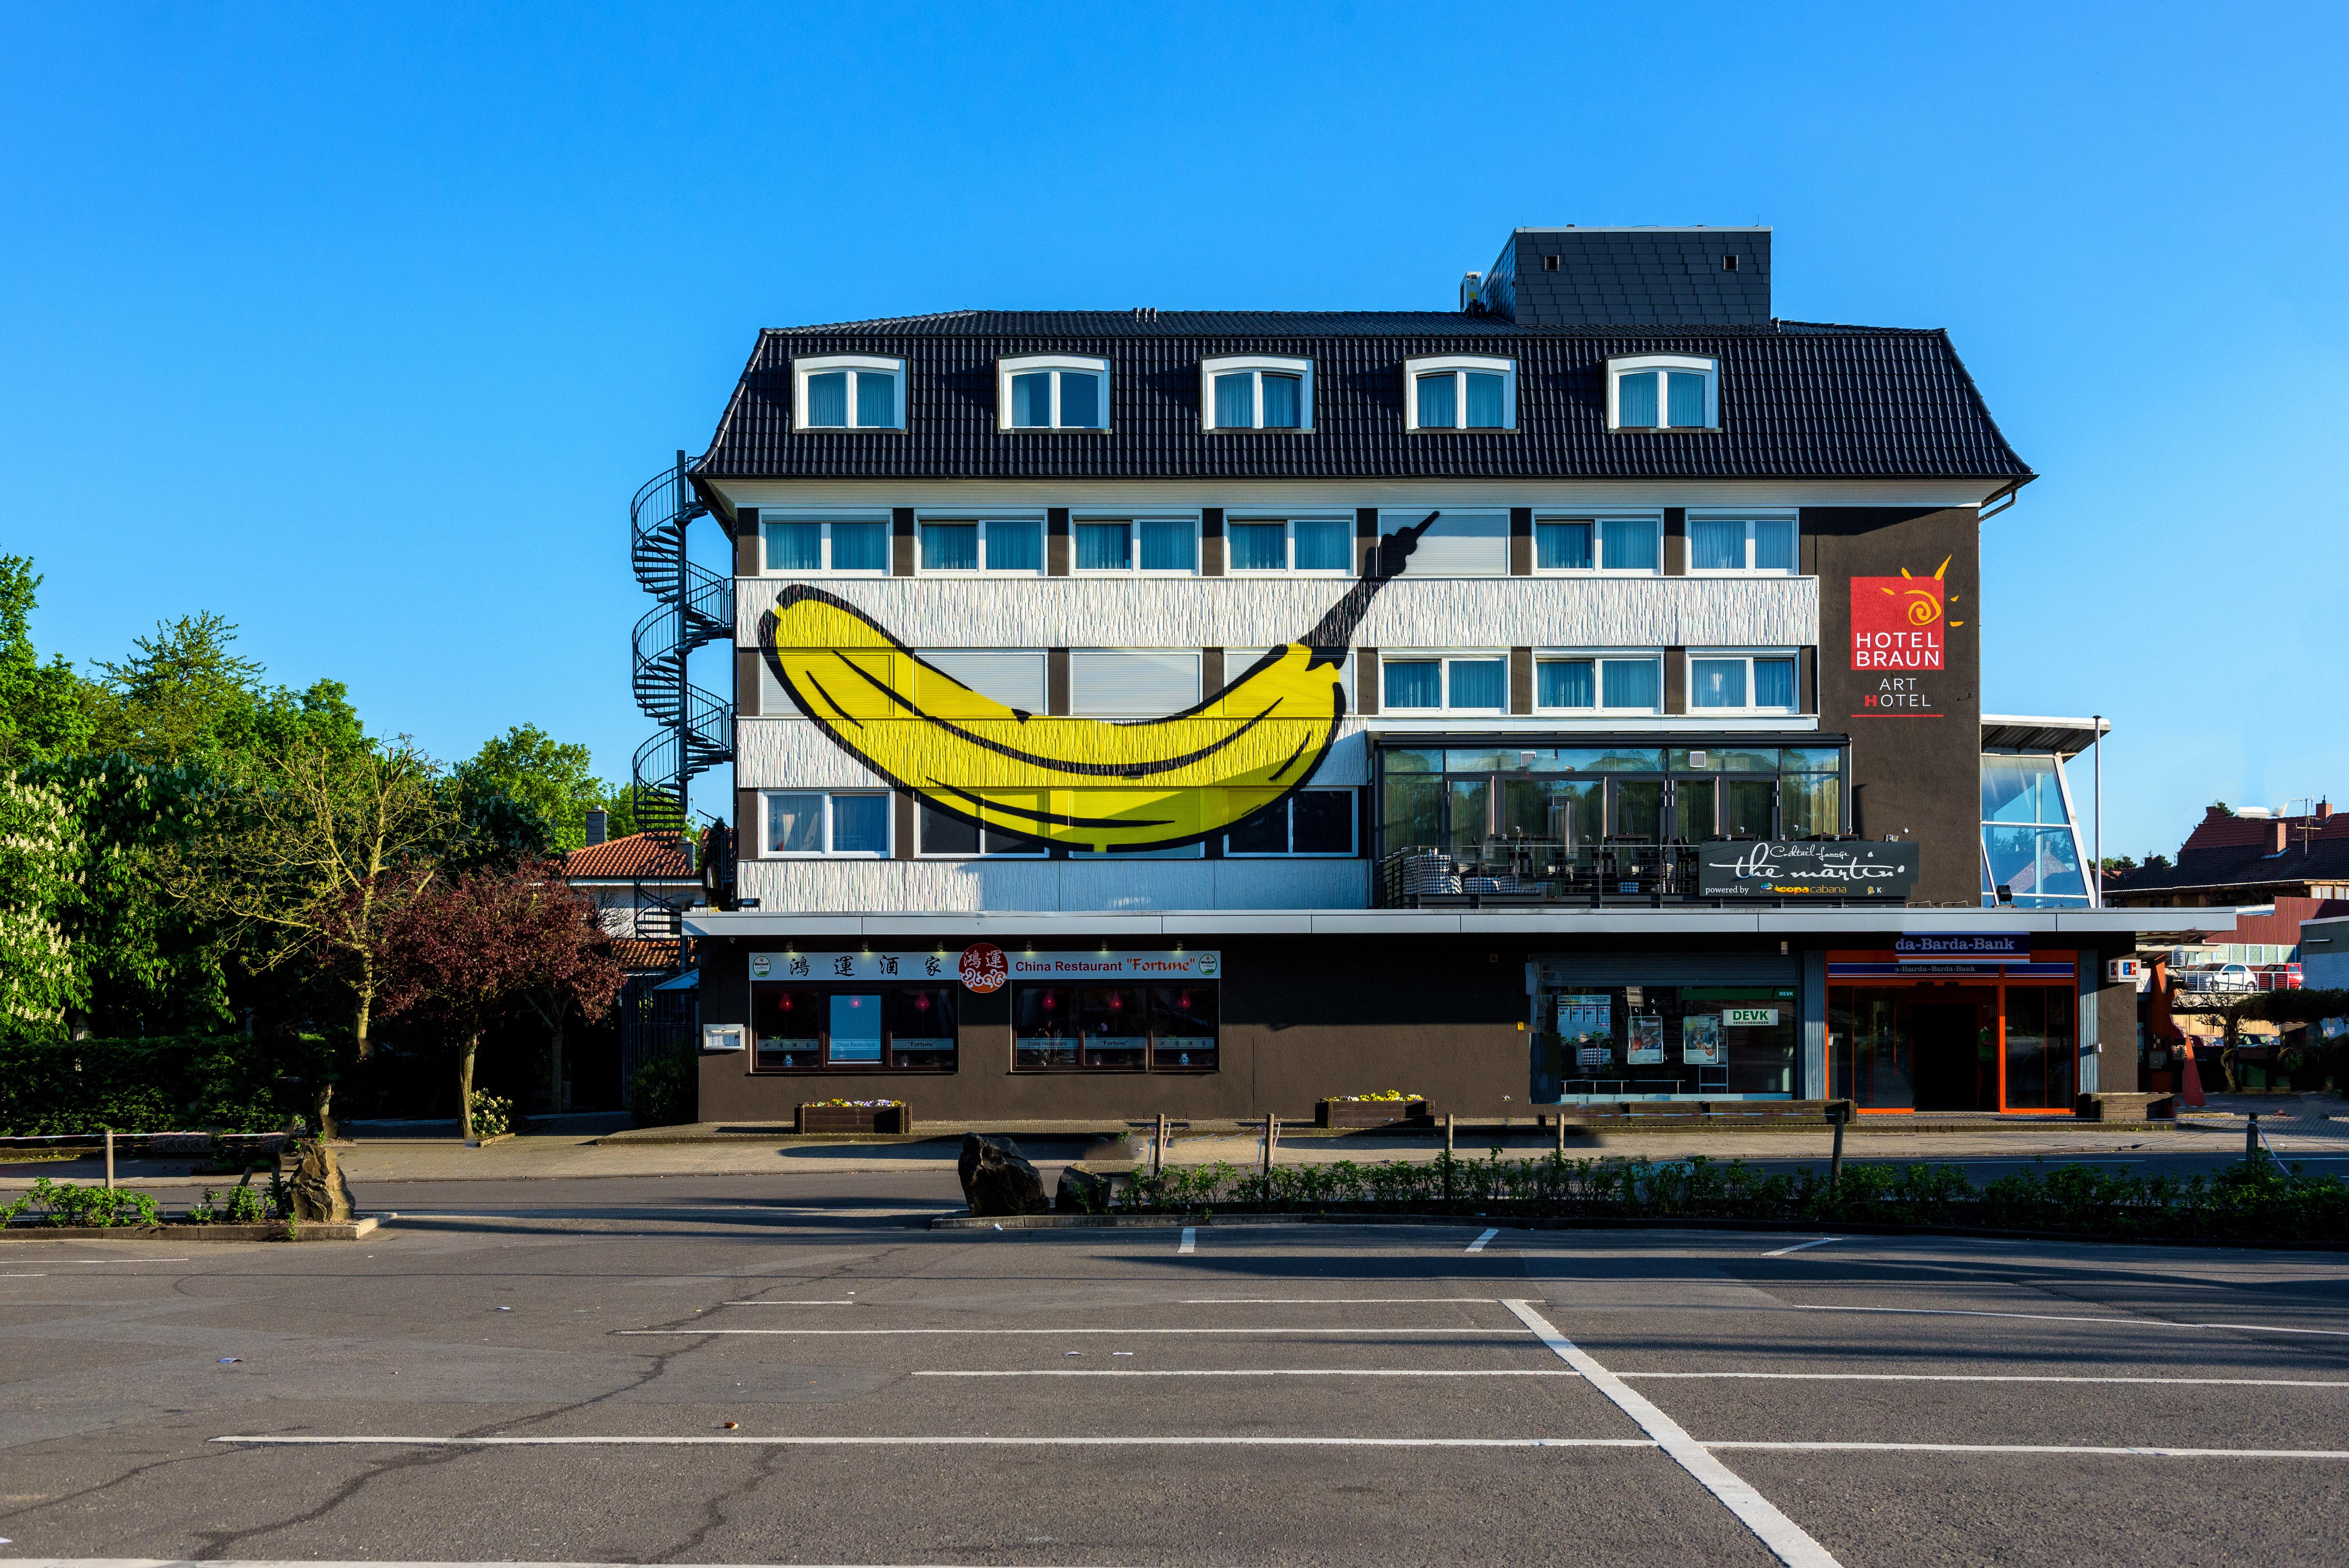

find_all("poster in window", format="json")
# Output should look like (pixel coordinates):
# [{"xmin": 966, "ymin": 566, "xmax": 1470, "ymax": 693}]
[
  {"xmin": 1557, "ymin": 993, "xmax": 1613, "ymax": 1066},
  {"xmin": 1681, "ymin": 1013, "xmax": 1724, "ymax": 1066},
  {"xmin": 1626, "ymin": 1015, "xmax": 1665, "ymax": 1065}
]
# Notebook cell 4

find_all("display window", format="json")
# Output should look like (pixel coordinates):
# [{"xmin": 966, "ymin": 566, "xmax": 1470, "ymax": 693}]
[
  {"xmin": 1013, "ymin": 983, "xmax": 1218, "ymax": 1072},
  {"xmin": 750, "ymin": 984, "xmax": 958, "ymax": 1071},
  {"xmin": 1825, "ymin": 951, "xmax": 2076, "ymax": 1113},
  {"xmin": 1534, "ymin": 984, "xmax": 1797, "ymax": 1100}
]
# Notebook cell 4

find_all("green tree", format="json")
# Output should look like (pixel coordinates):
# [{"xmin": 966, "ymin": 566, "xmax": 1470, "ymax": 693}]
[
  {"xmin": 87, "ymin": 611, "xmax": 362, "ymax": 769},
  {"xmin": 598, "ymin": 781, "xmax": 678, "ymax": 842},
  {"xmin": 0, "ymin": 557, "xmax": 97, "ymax": 765},
  {"xmin": 456, "ymin": 724, "xmax": 609, "ymax": 853},
  {"xmin": 0, "ymin": 775, "xmax": 86, "ymax": 1036}
]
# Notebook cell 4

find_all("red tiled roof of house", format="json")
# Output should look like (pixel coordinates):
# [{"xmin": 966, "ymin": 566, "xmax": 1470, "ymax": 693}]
[
  {"xmin": 611, "ymin": 937, "xmax": 689, "ymax": 974},
  {"xmin": 564, "ymin": 833, "xmax": 694, "ymax": 881}
]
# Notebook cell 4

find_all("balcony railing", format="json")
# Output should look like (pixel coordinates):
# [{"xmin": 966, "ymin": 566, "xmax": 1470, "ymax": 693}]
[{"xmin": 1377, "ymin": 836, "xmax": 1878, "ymax": 909}]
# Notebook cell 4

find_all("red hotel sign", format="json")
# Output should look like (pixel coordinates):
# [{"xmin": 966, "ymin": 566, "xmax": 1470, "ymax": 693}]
[{"xmin": 1850, "ymin": 571, "xmax": 1946, "ymax": 671}]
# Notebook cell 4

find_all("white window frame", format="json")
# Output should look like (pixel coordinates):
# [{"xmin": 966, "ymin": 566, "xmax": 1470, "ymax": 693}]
[
  {"xmin": 1684, "ymin": 514, "xmax": 1800, "ymax": 576},
  {"xmin": 1684, "ymin": 649, "xmax": 1803, "ymax": 716},
  {"xmin": 1606, "ymin": 354, "xmax": 1719, "ymax": 431},
  {"xmin": 998, "ymin": 354, "xmax": 1112, "ymax": 432},
  {"xmin": 912, "ymin": 515, "xmax": 1048, "ymax": 576},
  {"xmin": 1223, "ymin": 788, "xmax": 1360, "ymax": 858},
  {"xmin": 757, "ymin": 513, "xmax": 893, "ymax": 576},
  {"xmin": 1553, "ymin": 515, "xmax": 1665, "ymax": 576},
  {"xmin": 1378, "ymin": 651, "xmax": 1511, "ymax": 715},
  {"xmin": 1532, "ymin": 650, "xmax": 1667, "ymax": 716},
  {"xmin": 1068, "ymin": 649, "xmax": 1204, "ymax": 716},
  {"xmin": 791, "ymin": 355, "xmax": 906, "ymax": 433},
  {"xmin": 1200, "ymin": 354, "xmax": 1315, "ymax": 432},
  {"xmin": 1221, "ymin": 516, "xmax": 1355, "ymax": 576},
  {"xmin": 761, "ymin": 790, "xmax": 892, "ymax": 858},
  {"xmin": 1403, "ymin": 355, "xmax": 1518, "ymax": 432},
  {"xmin": 1069, "ymin": 515, "xmax": 1202, "ymax": 577}
]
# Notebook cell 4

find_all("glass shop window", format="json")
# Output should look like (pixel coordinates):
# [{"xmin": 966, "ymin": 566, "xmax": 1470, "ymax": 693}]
[
  {"xmin": 1013, "ymin": 983, "xmax": 1219, "ymax": 1072},
  {"xmin": 750, "ymin": 985, "xmax": 958, "ymax": 1071}
]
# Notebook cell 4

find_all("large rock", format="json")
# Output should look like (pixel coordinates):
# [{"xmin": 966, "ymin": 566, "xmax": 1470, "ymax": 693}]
[
  {"xmin": 285, "ymin": 1140, "xmax": 356, "ymax": 1223},
  {"xmin": 1056, "ymin": 1165, "xmax": 1117, "ymax": 1214},
  {"xmin": 959, "ymin": 1133, "xmax": 1049, "ymax": 1217}
]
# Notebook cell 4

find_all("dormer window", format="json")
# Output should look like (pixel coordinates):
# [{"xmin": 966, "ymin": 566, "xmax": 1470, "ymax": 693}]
[
  {"xmin": 1607, "ymin": 354, "xmax": 1718, "ymax": 431},
  {"xmin": 1404, "ymin": 355, "xmax": 1516, "ymax": 432},
  {"xmin": 792, "ymin": 355, "xmax": 904, "ymax": 432},
  {"xmin": 1201, "ymin": 355, "xmax": 1312, "ymax": 432},
  {"xmin": 999, "ymin": 355, "xmax": 1111, "ymax": 431}
]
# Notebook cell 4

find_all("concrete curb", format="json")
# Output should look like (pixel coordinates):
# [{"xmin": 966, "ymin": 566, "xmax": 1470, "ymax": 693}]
[
  {"xmin": 928, "ymin": 1210, "xmax": 2349, "ymax": 1251},
  {"xmin": 1, "ymin": 1216, "xmax": 379, "ymax": 1243}
]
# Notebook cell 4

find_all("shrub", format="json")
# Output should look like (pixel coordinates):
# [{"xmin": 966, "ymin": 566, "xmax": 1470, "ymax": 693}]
[
  {"xmin": 629, "ymin": 1050, "xmax": 697, "ymax": 1128},
  {"xmin": 1, "ymin": 1176, "xmax": 162, "ymax": 1228},
  {"xmin": 468, "ymin": 1090, "xmax": 514, "ymax": 1138},
  {"xmin": 0, "ymin": 1033, "xmax": 295, "ymax": 1135}
]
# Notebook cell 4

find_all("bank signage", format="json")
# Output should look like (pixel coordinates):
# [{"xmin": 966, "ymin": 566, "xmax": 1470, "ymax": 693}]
[
  {"xmin": 1697, "ymin": 840, "xmax": 1920, "ymax": 898},
  {"xmin": 1894, "ymin": 934, "xmax": 2027, "ymax": 963},
  {"xmin": 749, "ymin": 950, "xmax": 1220, "ymax": 985}
]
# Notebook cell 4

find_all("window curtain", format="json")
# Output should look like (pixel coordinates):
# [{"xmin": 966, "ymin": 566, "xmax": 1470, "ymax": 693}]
[
  {"xmin": 1690, "ymin": 659, "xmax": 1747, "ymax": 709},
  {"xmin": 1464, "ymin": 372, "xmax": 1505, "ymax": 428},
  {"xmin": 1010, "ymin": 372, "xmax": 1052, "ymax": 427},
  {"xmin": 829, "ymin": 795, "xmax": 890, "ymax": 854},
  {"xmin": 830, "ymin": 522, "xmax": 889, "ymax": 571},
  {"xmin": 766, "ymin": 793, "xmax": 822, "ymax": 853},
  {"xmin": 1213, "ymin": 372, "xmax": 1254, "ymax": 429},
  {"xmin": 1690, "ymin": 518, "xmax": 1745, "ymax": 570},
  {"xmin": 1261, "ymin": 374, "xmax": 1302, "ymax": 428},
  {"xmin": 1600, "ymin": 658, "xmax": 1660, "ymax": 709},
  {"xmin": 804, "ymin": 372, "xmax": 849, "ymax": 427},
  {"xmin": 1075, "ymin": 522, "xmax": 1130, "ymax": 571},
  {"xmin": 762, "ymin": 521, "xmax": 822, "ymax": 571},
  {"xmin": 1599, "ymin": 518, "xmax": 1659, "ymax": 571},
  {"xmin": 1446, "ymin": 658, "xmax": 1506, "ymax": 709},
  {"xmin": 1754, "ymin": 658, "xmax": 1797, "ymax": 708},
  {"xmin": 985, "ymin": 519, "xmax": 1042, "ymax": 571},
  {"xmin": 1229, "ymin": 523, "xmax": 1286, "ymax": 570},
  {"xmin": 1538, "ymin": 659, "xmax": 1595, "ymax": 708},
  {"xmin": 854, "ymin": 372, "xmax": 896, "ymax": 428},
  {"xmin": 920, "ymin": 523, "xmax": 978, "ymax": 571},
  {"xmin": 1537, "ymin": 521, "xmax": 1592, "ymax": 569},
  {"xmin": 1058, "ymin": 372, "xmax": 1101, "ymax": 428},
  {"xmin": 1383, "ymin": 660, "xmax": 1442, "ymax": 709},
  {"xmin": 1617, "ymin": 371, "xmax": 1658, "ymax": 426},
  {"xmin": 1293, "ymin": 518, "xmax": 1350, "ymax": 570},
  {"xmin": 1666, "ymin": 371, "xmax": 1707, "ymax": 427},
  {"xmin": 1138, "ymin": 519, "xmax": 1196, "ymax": 571},
  {"xmin": 1416, "ymin": 373, "xmax": 1456, "ymax": 428},
  {"xmin": 1753, "ymin": 519, "xmax": 1796, "ymax": 571}
]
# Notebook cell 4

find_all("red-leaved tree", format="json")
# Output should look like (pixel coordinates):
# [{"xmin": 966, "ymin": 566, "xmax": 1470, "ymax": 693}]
[{"xmin": 376, "ymin": 859, "xmax": 623, "ymax": 1138}]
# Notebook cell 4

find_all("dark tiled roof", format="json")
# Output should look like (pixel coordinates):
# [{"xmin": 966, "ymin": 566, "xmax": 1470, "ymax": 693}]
[
  {"xmin": 2109, "ymin": 809, "xmax": 2349, "ymax": 896},
  {"xmin": 697, "ymin": 314, "xmax": 2031, "ymax": 484}
]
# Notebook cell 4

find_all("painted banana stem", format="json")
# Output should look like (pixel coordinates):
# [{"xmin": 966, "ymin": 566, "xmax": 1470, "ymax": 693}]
[{"xmin": 756, "ymin": 511, "xmax": 1437, "ymax": 853}]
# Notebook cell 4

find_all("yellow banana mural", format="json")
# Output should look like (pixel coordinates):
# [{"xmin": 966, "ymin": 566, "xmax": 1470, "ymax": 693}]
[{"xmin": 760, "ymin": 514, "xmax": 1435, "ymax": 853}]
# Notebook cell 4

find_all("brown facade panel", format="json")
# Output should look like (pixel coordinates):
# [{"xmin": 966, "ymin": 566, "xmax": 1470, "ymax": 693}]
[
  {"xmin": 1509, "ymin": 647, "xmax": 1534, "ymax": 714},
  {"xmin": 1201, "ymin": 508, "xmax": 1225, "ymax": 576},
  {"xmin": 735, "ymin": 788, "xmax": 757, "ymax": 853},
  {"xmin": 891, "ymin": 508, "xmax": 916, "ymax": 576},
  {"xmin": 1355, "ymin": 647, "xmax": 1380, "ymax": 714},
  {"xmin": 1047, "ymin": 648, "xmax": 1071, "ymax": 715},
  {"xmin": 1201, "ymin": 647, "xmax": 1225, "ymax": 699},
  {"xmin": 735, "ymin": 647, "xmax": 763, "ymax": 718},
  {"xmin": 1355, "ymin": 506, "xmax": 1379, "ymax": 578},
  {"xmin": 1663, "ymin": 508, "xmax": 1686, "ymax": 576},
  {"xmin": 1663, "ymin": 647, "xmax": 1686, "ymax": 714},
  {"xmin": 1047, "ymin": 508, "xmax": 1071, "ymax": 576},
  {"xmin": 893, "ymin": 789, "xmax": 916, "ymax": 860},
  {"xmin": 1509, "ymin": 507, "xmax": 1534, "ymax": 576},
  {"xmin": 735, "ymin": 508, "xmax": 761, "ymax": 576}
]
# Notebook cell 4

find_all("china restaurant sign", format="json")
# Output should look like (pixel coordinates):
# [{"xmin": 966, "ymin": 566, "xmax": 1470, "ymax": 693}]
[{"xmin": 750, "ymin": 950, "xmax": 1220, "ymax": 990}]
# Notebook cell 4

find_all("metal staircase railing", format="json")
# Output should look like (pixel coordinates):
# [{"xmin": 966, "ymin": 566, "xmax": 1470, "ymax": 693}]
[{"xmin": 628, "ymin": 450, "xmax": 734, "ymax": 972}]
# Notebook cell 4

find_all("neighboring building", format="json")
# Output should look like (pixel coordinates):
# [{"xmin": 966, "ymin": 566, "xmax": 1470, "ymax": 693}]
[
  {"xmin": 562, "ymin": 813, "xmax": 707, "ymax": 1098},
  {"xmin": 667, "ymin": 224, "xmax": 2206, "ymax": 1122},
  {"xmin": 2302, "ymin": 915, "xmax": 2349, "ymax": 991},
  {"xmin": 2106, "ymin": 801, "xmax": 2349, "ymax": 909}
]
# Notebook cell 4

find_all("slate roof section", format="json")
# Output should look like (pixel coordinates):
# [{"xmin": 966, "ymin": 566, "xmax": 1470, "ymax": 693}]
[
  {"xmin": 1482, "ymin": 229, "xmax": 1774, "ymax": 326},
  {"xmin": 2109, "ymin": 809, "xmax": 2349, "ymax": 898},
  {"xmin": 697, "ymin": 313, "xmax": 2031, "ymax": 484}
]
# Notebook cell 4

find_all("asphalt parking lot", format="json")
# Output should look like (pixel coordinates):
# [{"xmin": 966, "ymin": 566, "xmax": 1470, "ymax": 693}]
[{"xmin": 3, "ymin": 1176, "xmax": 2347, "ymax": 1567}]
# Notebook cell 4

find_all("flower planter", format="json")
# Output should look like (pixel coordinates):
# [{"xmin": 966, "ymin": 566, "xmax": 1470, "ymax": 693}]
[
  {"xmin": 1316, "ymin": 1098, "xmax": 1431, "ymax": 1129},
  {"xmin": 796, "ymin": 1103, "xmax": 910, "ymax": 1135}
]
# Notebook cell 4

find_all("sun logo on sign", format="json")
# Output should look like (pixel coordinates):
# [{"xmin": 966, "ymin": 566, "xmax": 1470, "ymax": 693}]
[{"xmin": 1876, "ymin": 556, "xmax": 1965, "ymax": 629}]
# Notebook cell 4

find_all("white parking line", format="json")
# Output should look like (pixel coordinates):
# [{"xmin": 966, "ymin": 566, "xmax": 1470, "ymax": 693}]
[
  {"xmin": 1184, "ymin": 1297, "xmax": 1499, "ymax": 1304},
  {"xmin": 1466, "ymin": 1228, "xmax": 1499, "ymax": 1253},
  {"xmin": 1179, "ymin": 1227, "xmax": 1196, "ymax": 1254},
  {"xmin": 1763, "ymin": 1237, "xmax": 1843, "ymax": 1257},
  {"xmin": 213, "ymin": 1434, "xmax": 1655, "ymax": 1449},
  {"xmin": 720, "ymin": 1300, "xmax": 858, "ymax": 1306},
  {"xmin": 1705, "ymin": 1441, "xmax": 2349, "ymax": 1459},
  {"xmin": 1502, "ymin": 1298, "xmax": 1842, "ymax": 1568},
  {"xmin": 915, "ymin": 1369, "xmax": 1585, "ymax": 1377},
  {"xmin": 620, "ymin": 1327, "xmax": 1520, "ymax": 1337},
  {"xmin": 1531, "ymin": 1300, "xmax": 2349, "ymax": 1339},
  {"xmin": 1618, "ymin": 1373, "xmax": 2349, "ymax": 1387}
]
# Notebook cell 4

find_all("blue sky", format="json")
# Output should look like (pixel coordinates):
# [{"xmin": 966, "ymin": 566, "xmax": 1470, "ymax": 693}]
[{"xmin": 2, "ymin": 2, "xmax": 2341, "ymax": 858}]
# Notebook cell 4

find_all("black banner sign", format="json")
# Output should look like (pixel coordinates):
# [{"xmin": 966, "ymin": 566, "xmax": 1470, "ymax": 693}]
[{"xmin": 1697, "ymin": 840, "xmax": 1920, "ymax": 899}]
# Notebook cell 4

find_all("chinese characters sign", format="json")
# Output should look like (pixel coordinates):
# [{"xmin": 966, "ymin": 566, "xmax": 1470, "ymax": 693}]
[{"xmin": 749, "ymin": 950, "xmax": 1221, "ymax": 992}]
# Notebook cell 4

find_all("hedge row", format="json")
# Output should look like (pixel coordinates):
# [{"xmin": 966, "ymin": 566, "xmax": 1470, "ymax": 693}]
[
  {"xmin": 0, "ymin": 1034, "xmax": 296, "ymax": 1136},
  {"xmin": 1120, "ymin": 1152, "xmax": 2349, "ymax": 1245}
]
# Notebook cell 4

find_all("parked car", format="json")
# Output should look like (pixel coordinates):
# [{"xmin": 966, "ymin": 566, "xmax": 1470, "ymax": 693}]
[
  {"xmin": 2174, "ymin": 964, "xmax": 2259, "ymax": 993},
  {"xmin": 2255, "ymin": 963, "xmax": 2304, "ymax": 990}
]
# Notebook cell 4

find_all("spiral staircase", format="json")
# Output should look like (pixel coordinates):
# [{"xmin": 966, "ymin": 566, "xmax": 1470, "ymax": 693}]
[{"xmin": 629, "ymin": 450, "xmax": 734, "ymax": 960}]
